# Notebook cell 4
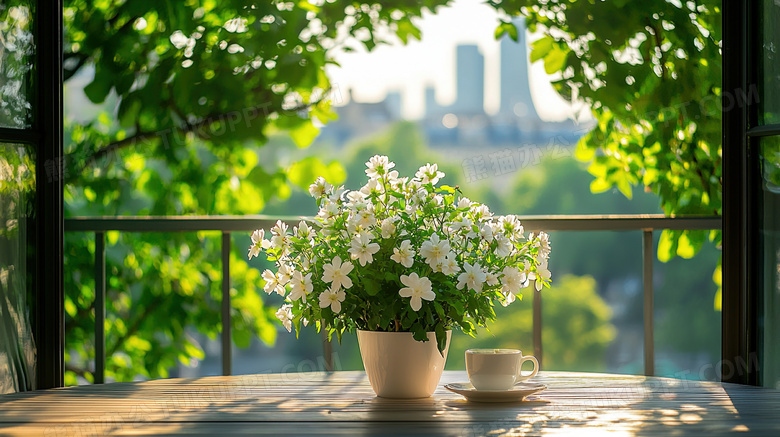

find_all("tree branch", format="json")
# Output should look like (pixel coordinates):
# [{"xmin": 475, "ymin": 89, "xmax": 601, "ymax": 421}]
[
  {"xmin": 71, "ymin": 86, "xmax": 332, "ymax": 181},
  {"xmin": 65, "ymin": 364, "xmax": 91, "ymax": 381},
  {"xmin": 106, "ymin": 296, "xmax": 164, "ymax": 358},
  {"xmin": 647, "ymin": 21, "xmax": 668, "ymax": 79}
]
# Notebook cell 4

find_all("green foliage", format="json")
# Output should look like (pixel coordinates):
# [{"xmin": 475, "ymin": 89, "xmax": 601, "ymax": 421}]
[
  {"xmin": 448, "ymin": 275, "xmax": 616, "ymax": 372},
  {"xmin": 495, "ymin": 155, "xmax": 720, "ymax": 367},
  {"xmin": 62, "ymin": 0, "xmax": 454, "ymax": 383},
  {"xmin": 490, "ymin": 1, "xmax": 723, "ymax": 293},
  {"xmin": 0, "ymin": 3, "xmax": 34, "ymax": 129}
]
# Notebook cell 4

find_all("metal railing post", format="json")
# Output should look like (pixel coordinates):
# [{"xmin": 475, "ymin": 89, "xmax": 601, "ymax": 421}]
[
  {"xmin": 221, "ymin": 232, "xmax": 232, "ymax": 376},
  {"xmin": 533, "ymin": 285, "xmax": 543, "ymax": 368},
  {"xmin": 95, "ymin": 231, "xmax": 106, "ymax": 384},
  {"xmin": 642, "ymin": 230, "xmax": 655, "ymax": 377}
]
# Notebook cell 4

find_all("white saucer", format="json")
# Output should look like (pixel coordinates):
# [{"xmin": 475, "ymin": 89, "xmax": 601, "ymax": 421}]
[{"xmin": 444, "ymin": 382, "xmax": 547, "ymax": 402}]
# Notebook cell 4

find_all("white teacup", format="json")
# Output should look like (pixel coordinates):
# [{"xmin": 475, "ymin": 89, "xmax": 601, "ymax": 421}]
[{"xmin": 465, "ymin": 348, "xmax": 539, "ymax": 391}]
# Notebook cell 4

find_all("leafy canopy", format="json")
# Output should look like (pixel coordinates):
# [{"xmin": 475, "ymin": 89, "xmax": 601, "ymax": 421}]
[{"xmin": 62, "ymin": 0, "xmax": 453, "ymax": 383}]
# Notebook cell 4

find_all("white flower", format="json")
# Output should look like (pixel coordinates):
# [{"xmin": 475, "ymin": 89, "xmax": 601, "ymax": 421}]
[
  {"xmin": 276, "ymin": 263, "xmax": 293, "ymax": 285},
  {"xmin": 449, "ymin": 216, "xmax": 472, "ymax": 232},
  {"xmin": 348, "ymin": 232, "xmax": 380, "ymax": 266},
  {"xmin": 275, "ymin": 304, "xmax": 293, "ymax": 332},
  {"xmin": 498, "ymin": 215, "xmax": 524, "ymax": 240},
  {"xmin": 360, "ymin": 178, "xmax": 384, "ymax": 196},
  {"xmin": 534, "ymin": 232, "xmax": 552, "ymax": 260},
  {"xmin": 262, "ymin": 269, "xmax": 285, "ymax": 295},
  {"xmin": 440, "ymin": 252, "xmax": 460, "ymax": 275},
  {"xmin": 288, "ymin": 271, "xmax": 313, "ymax": 301},
  {"xmin": 327, "ymin": 185, "xmax": 346, "ymax": 203},
  {"xmin": 495, "ymin": 234, "xmax": 514, "ymax": 258},
  {"xmin": 457, "ymin": 261, "xmax": 488, "ymax": 293},
  {"xmin": 322, "ymin": 256, "xmax": 354, "ymax": 290},
  {"xmin": 308, "ymin": 176, "xmax": 331, "ymax": 198},
  {"xmin": 353, "ymin": 207, "xmax": 376, "ymax": 228},
  {"xmin": 270, "ymin": 220, "xmax": 291, "ymax": 256},
  {"xmin": 521, "ymin": 259, "xmax": 537, "ymax": 284},
  {"xmin": 458, "ymin": 197, "xmax": 472, "ymax": 209},
  {"xmin": 380, "ymin": 218, "xmax": 397, "ymax": 239},
  {"xmin": 294, "ymin": 221, "xmax": 313, "ymax": 241},
  {"xmin": 420, "ymin": 233, "xmax": 450, "ymax": 267},
  {"xmin": 271, "ymin": 220, "xmax": 287, "ymax": 236},
  {"xmin": 385, "ymin": 170, "xmax": 399, "ymax": 183},
  {"xmin": 398, "ymin": 273, "xmax": 435, "ymax": 311},
  {"xmin": 500, "ymin": 266, "xmax": 526, "ymax": 299},
  {"xmin": 346, "ymin": 190, "xmax": 366, "ymax": 205},
  {"xmin": 479, "ymin": 223, "xmax": 494, "ymax": 243},
  {"xmin": 391, "ymin": 175, "xmax": 408, "ymax": 190},
  {"xmin": 319, "ymin": 287, "xmax": 346, "ymax": 313},
  {"xmin": 390, "ymin": 240, "xmax": 415, "ymax": 268},
  {"xmin": 317, "ymin": 200, "xmax": 340, "ymax": 221},
  {"xmin": 248, "ymin": 229, "xmax": 270, "ymax": 259},
  {"xmin": 472, "ymin": 204, "xmax": 493, "ymax": 221},
  {"xmin": 535, "ymin": 259, "xmax": 551, "ymax": 291},
  {"xmin": 415, "ymin": 163, "xmax": 445, "ymax": 185},
  {"xmin": 486, "ymin": 271, "xmax": 499, "ymax": 286},
  {"xmin": 365, "ymin": 155, "xmax": 395, "ymax": 179}
]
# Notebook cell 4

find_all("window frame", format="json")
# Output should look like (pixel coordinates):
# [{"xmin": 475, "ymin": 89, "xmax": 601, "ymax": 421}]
[{"xmin": 0, "ymin": 1, "xmax": 65, "ymax": 389}]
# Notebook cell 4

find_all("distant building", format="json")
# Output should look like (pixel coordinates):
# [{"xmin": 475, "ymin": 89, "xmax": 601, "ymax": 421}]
[
  {"xmin": 384, "ymin": 90, "xmax": 403, "ymax": 121},
  {"xmin": 318, "ymin": 32, "xmax": 589, "ymax": 149},
  {"xmin": 316, "ymin": 89, "xmax": 398, "ymax": 145},
  {"xmin": 498, "ymin": 20, "xmax": 541, "ymax": 126},
  {"xmin": 451, "ymin": 45, "xmax": 485, "ymax": 115}
]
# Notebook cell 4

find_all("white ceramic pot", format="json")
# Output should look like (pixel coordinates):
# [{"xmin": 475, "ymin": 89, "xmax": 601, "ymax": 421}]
[{"xmin": 357, "ymin": 330, "xmax": 451, "ymax": 398}]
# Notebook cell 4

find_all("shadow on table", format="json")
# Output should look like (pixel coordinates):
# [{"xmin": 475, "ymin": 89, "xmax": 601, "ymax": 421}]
[
  {"xmin": 425, "ymin": 377, "xmax": 780, "ymax": 437},
  {"xmin": 3, "ymin": 372, "xmax": 779, "ymax": 436}
]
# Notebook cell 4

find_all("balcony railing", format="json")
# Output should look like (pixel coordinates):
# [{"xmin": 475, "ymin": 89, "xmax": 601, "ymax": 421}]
[{"xmin": 65, "ymin": 214, "xmax": 722, "ymax": 383}]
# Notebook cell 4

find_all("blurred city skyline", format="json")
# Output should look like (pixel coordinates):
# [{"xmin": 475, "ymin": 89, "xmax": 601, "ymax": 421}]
[{"xmin": 327, "ymin": 0, "xmax": 590, "ymax": 122}]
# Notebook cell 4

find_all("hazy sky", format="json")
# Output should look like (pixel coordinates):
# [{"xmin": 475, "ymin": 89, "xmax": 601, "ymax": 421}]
[{"xmin": 326, "ymin": 0, "xmax": 581, "ymax": 121}]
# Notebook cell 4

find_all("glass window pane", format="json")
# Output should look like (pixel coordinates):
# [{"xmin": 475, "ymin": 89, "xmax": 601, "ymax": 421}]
[
  {"xmin": 0, "ymin": 142, "xmax": 36, "ymax": 394},
  {"xmin": 760, "ymin": 136, "xmax": 780, "ymax": 389},
  {"xmin": 0, "ymin": 2, "xmax": 35, "ymax": 129}
]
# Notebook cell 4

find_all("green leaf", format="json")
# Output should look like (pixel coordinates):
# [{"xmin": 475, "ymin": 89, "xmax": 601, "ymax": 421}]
[
  {"xmin": 290, "ymin": 120, "xmax": 320, "ymax": 148},
  {"xmin": 362, "ymin": 276, "xmax": 380, "ymax": 296},
  {"xmin": 286, "ymin": 157, "xmax": 344, "ymax": 191},
  {"xmin": 435, "ymin": 324, "xmax": 447, "ymax": 355},
  {"xmin": 494, "ymin": 21, "xmax": 518, "ymax": 42},
  {"xmin": 590, "ymin": 178, "xmax": 611, "ymax": 193},
  {"xmin": 676, "ymin": 232, "xmax": 696, "ymax": 259},
  {"xmin": 616, "ymin": 178, "xmax": 633, "ymax": 199},
  {"xmin": 83, "ymin": 76, "xmax": 113, "ymax": 104},
  {"xmin": 396, "ymin": 18, "xmax": 421, "ymax": 44},
  {"xmin": 543, "ymin": 44, "xmax": 569, "ymax": 75},
  {"xmin": 657, "ymin": 230, "xmax": 678, "ymax": 263},
  {"xmin": 530, "ymin": 36, "xmax": 553, "ymax": 62}
]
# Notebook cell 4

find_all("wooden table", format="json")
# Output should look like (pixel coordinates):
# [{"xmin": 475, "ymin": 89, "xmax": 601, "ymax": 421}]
[{"xmin": 1, "ymin": 371, "xmax": 779, "ymax": 436}]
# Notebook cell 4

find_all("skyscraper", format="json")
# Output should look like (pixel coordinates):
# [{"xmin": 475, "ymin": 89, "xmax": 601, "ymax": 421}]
[
  {"xmin": 499, "ymin": 20, "xmax": 540, "ymax": 123},
  {"xmin": 424, "ymin": 85, "xmax": 441, "ymax": 119},
  {"xmin": 452, "ymin": 44, "xmax": 484, "ymax": 115}
]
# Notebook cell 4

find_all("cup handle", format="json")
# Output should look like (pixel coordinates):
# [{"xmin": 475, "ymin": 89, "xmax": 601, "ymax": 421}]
[{"xmin": 516, "ymin": 355, "xmax": 539, "ymax": 381}]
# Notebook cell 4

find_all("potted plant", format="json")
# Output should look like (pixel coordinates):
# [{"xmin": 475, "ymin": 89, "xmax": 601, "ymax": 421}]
[{"xmin": 248, "ymin": 155, "xmax": 551, "ymax": 398}]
